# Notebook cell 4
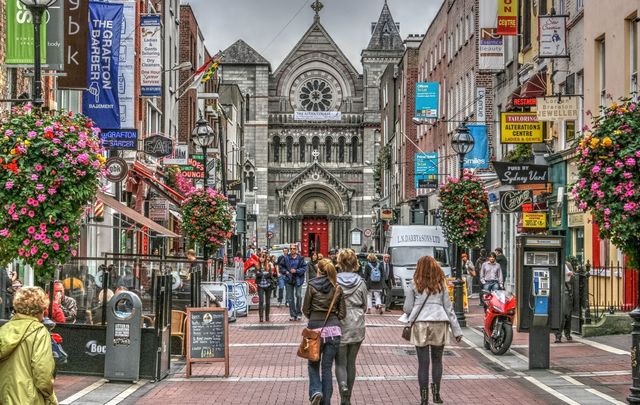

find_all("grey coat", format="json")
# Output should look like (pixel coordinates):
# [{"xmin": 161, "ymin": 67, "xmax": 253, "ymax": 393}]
[{"xmin": 337, "ymin": 272, "xmax": 368, "ymax": 344}]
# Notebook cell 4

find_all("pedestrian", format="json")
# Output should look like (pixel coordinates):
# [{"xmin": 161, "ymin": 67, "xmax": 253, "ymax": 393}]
[
  {"xmin": 302, "ymin": 259, "xmax": 346, "ymax": 405},
  {"xmin": 246, "ymin": 244, "xmax": 256, "ymax": 259},
  {"xmin": 364, "ymin": 253, "xmax": 384, "ymax": 315},
  {"xmin": 277, "ymin": 248, "xmax": 290, "ymax": 306},
  {"xmin": 1, "ymin": 268, "xmax": 12, "ymax": 319},
  {"xmin": 282, "ymin": 245, "xmax": 307, "ymax": 321},
  {"xmin": 255, "ymin": 253, "xmax": 276, "ymax": 322},
  {"xmin": 475, "ymin": 248, "xmax": 488, "ymax": 305},
  {"xmin": 403, "ymin": 256, "xmax": 463, "ymax": 405},
  {"xmin": 480, "ymin": 252, "xmax": 503, "ymax": 296},
  {"xmin": 461, "ymin": 252, "xmax": 475, "ymax": 298},
  {"xmin": 308, "ymin": 252, "xmax": 320, "ymax": 281},
  {"xmin": 0, "ymin": 287, "xmax": 58, "ymax": 404},
  {"xmin": 233, "ymin": 252, "xmax": 244, "ymax": 281},
  {"xmin": 335, "ymin": 249, "xmax": 368, "ymax": 405},
  {"xmin": 555, "ymin": 261, "xmax": 575, "ymax": 343},
  {"xmin": 380, "ymin": 254, "xmax": 395, "ymax": 311},
  {"xmin": 270, "ymin": 255, "xmax": 279, "ymax": 299},
  {"xmin": 328, "ymin": 249, "xmax": 338, "ymax": 266},
  {"xmin": 495, "ymin": 247, "xmax": 508, "ymax": 283},
  {"xmin": 53, "ymin": 282, "xmax": 77, "ymax": 324}
]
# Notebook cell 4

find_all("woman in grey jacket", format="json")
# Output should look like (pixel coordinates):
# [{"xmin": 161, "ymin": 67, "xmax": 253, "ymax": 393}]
[
  {"xmin": 403, "ymin": 256, "xmax": 463, "ymax": 405},
  {"xmin": 335, "ymin": 249, "xmax": 368, "ymax": 405}
]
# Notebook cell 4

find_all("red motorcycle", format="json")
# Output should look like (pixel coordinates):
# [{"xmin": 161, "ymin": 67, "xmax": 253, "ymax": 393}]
[{"xmin": 482, "ymin": 289, "xmax": 516, "ymax": 355}]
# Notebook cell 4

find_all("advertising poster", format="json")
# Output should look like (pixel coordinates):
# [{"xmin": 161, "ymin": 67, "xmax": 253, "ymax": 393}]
[
  {"xmin": 59, "ymin": 0, "xmax": 89, "ymax": 89},
  {"xmin": 500, "ymin": 112, "xmax": 543, "ymax": 143},
  {"xmin": 140, "ymin": 14, "xmax": 162, "ymax": 96},
  {"xmin": 478, "ymin": 0, "xmax": 504, "ymax": 71},
  {"xmin": 539, "ymin": 15, "xmax": 568, "ymax": 58},
  {"xmin": 464, "ymin": 124, "xmax": 489, "ymax": 169},
  {"xmin": 45, "ymin": 1, "xmax": 64, "ymax": 70},
  {"xmin": 415, "ymin": 82, "xmax": 439, "ymax": 119},
  {"xmin": 415, "ymin": 152, "xmax": 438, "ymax": 189},
  {"xmin": 5, "ymin": 0, "xmax": 47, "ymax": 64},
  {"xmin": 497, "ymin": 0, "xmax": 518, "ymax": 36}
]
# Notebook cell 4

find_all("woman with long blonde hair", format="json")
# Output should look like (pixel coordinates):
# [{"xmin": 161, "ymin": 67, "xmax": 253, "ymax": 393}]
[{"xmin": 403, "ymin": 256, "xmax": 462, "ymax": 405}]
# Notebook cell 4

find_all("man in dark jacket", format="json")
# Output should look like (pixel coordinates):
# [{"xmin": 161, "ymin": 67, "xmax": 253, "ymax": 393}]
[
  {"xmin": 281, "ymin": 245, "xmax": 307, "ymax": 321},
  {"xmin": 475, "ymin": 249, "xmax": 488, "ymax": 305},
  {"xmin": 555, "ymin": 262, "xmax": 575, "ymax": 343},
  {"xmin": 380, "ymin": 254, "xmax": 395, "ymax": 311},
  {"xmin": 495, "ymin": 247, "xmax": 508, "ymax": 283}
]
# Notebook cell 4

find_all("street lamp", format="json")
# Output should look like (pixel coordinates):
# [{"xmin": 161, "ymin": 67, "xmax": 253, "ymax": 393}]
[
  {"xmin": 20, "ymin": 0, "xmax": 56, "ymax": 108},
  {"xmin": 253, "ymin": 186, "xmax": 259, "ymax": 251},
  {"xmin": 450, "ymin": 122, "xmax": 475, "ymax": 327}
]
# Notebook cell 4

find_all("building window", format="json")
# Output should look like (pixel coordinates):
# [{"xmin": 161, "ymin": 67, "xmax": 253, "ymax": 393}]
[
  {"xmin": 273, "ymin": 136, "xmax": 280, "ymax": 163},
  {"xmin": 299, "ymin": 78, "xmax": 333, "ymax": 111},
  {"xmin": 630, "ymin": 18, "xmax": 638, "ymax": 95},
  {"xmin": 312, "ymin": 136, "xmax": 320, "ymax": 158},
  {"xmin": 598, "ymin": 38, "xmax": 606, "ymax": 108},
  {"xmin": 325, "ymin": 136, "xmax": 333, "ymax": 162},
  {"xmin": 300, "ymin": 136, "xmax": 307, "ymax": 162},
  {"xmin": 338, "ymin": 136, "xmax": 346, "ymax": 162},
  {"xmin": 351, "ymin": 136, "xmax": 359, "ymax": 163},
  {"xmin": 286, "ymin": 136, "xmax": 293, "ymax": 162},
  {"xmin": 521, "ymin": 0, "xmax": 532, "ymax": 49}
]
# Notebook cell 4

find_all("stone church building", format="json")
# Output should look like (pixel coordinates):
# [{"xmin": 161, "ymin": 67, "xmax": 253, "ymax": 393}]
[{"xmin": 220, "ymin": 1, "xmax": 404, "ymax": 256}]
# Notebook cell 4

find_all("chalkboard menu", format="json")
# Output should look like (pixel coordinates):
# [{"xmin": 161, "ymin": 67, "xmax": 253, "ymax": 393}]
[{"xmin": 186, "ymin": 307, "xmax": 229, "ymax": 377}]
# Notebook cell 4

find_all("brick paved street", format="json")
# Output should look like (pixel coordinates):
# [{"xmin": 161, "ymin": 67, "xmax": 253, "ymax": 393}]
[{"xmin": 54, "ymin": 302, "xmax": 632, "ymax": 404}]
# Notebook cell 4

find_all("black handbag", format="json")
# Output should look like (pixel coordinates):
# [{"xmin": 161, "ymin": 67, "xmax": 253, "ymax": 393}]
[{"xmin": 402, "ymin": 292, "xmax": 431, "ymax": 341}]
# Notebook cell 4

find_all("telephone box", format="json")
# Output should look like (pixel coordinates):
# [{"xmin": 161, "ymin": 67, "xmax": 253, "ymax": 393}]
[{"xmin": 104, "ymin": 291, "xmax": 142, "ymax": 381}]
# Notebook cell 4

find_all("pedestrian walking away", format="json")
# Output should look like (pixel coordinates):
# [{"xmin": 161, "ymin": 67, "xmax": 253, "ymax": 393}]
[
  {"xmin": 363, "ymin": 253, "xmax": 384, "ymax": 314},
  {"xmin": 303, "ymin": 259, "xmax": 347, "ymax": 405},
  {"xmin": 380, "ymin": 254, "xmax": 395, "ymax": 311},
  {"xmin": 0, "ymin": 287, "xmax": 58, "ymax": 405},
  {"xmin": 277, "ymin": 248, "xmax": 290, "ymax": 306},
  {"xmin": 335, "ymin": 249, "xmax": 368, "ymax": 405},
  {"xmin": 282, "ymin": 245, "xmax": 307, "ymax": 320},
  {"xmin": 555, "ymin": 259, "xmax": 575, "ymax": 343},
  {"xmin": 403, "ymin": 256, "xmax": 463, "ymax": 405},
  {"xmin": 255, "ymin": 252, "xmax": 276, "ymax": 322}
]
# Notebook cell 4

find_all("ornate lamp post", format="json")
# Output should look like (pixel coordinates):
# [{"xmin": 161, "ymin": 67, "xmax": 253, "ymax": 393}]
[
  {"xmin": 450, "ymin": 123, "xmax": 475, "ymax": 327},
  {"xmin": 20, "ymin": 0, "xmax": 56, "ymax": 108}
]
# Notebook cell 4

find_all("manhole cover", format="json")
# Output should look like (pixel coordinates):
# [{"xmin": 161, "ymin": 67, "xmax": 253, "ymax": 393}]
[{"xmin": 242, "ymin": 325, "xmax": 287, "ymax": 330}]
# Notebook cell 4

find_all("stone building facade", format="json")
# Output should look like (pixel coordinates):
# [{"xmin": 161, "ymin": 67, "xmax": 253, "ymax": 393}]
[{"xmin": 220, "ymin": 2, "xmax": 404, "ymax": 255}]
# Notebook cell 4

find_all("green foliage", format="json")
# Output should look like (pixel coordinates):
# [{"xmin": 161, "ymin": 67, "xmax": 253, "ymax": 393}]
[
  {"xmin": 0, "ymin": 105, "xmax": 105, "ymax": 279},
  {"xmin": 438, "ymin": 172, "xmax": 489, "ymax": 249},
  {"xmin": 373, "ymin": 145, "xmax": 391, "ymax": 195},
  {"xmin": 573, "ymin": 98, "xmax": 640, "ymax": 268},
  {"xmin": 181, "ymin": 188, "xmax": 235, "ymax": 251},
  {"xmin": 504, "ymin": 144, "xmax": 533, "ymax": 163}
]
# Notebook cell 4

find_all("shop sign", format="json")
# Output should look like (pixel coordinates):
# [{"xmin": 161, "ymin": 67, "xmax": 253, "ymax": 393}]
[
  {"xmin": 500, "ymin": 112, "xmax": 543, "ymax": 143},
  {"xmin": 497, "ymin": 0, "xmax": 518, "ymax": 36},
  {"xmin": 140, "ymin": 15, "xmax": 162, "ymax": 96},
  {"xmin": 493, "ymin": 162, "xmax": 548, "ymax": 185},
  {"xmin": 513, "ymin": 97, "xmax": 537, "ymax": 107},
  {"xmin": 380, "ymin": 208, "xmax": 394, "ymax": 221},
  {"xmin": 149, "ymin": 198, "xmax": 168, "ymax": 222},
  {"xmin": 415, "ymin": 82, "xmax": 439, "ymax": 119},
  {"xmin": 144, "ymin": 134, "xmax": 173, "ymax": 158},
  {"xmin": 59, "ymin": 0, "xmax": 89, "ymax": 89},
  {"xmin": 415, "ymin": 152, "xmax": 438, "ymax": 189},
  {"xmin": 180, "ymin": 155, "xmax": 205, "ymax": 179},
  {"xmin": 522, "ymin": 212, "xmax": 547, "ymax": 229},
  {"xmin": 478, "ymin": 0, "xmax": 504, "ymax": 71},
  {"xmin": 163, "ymin": 144, "xmax": 188, "ymax": 165},
  {"xmin": 105, "ymin": 157, "xmax": 128, "ymax": 182},
  {"xmin": 499, "ymin": 190, "xmax": 532, "ymax": 213},
  {"xmin": 568, "ymin": 213, "xmax": 585, "ymax": 227},
  {"xmin": 100, "ymin": 129, "xmax": 138, "ymax": 150},
  {"xmin": 538, "ymin": 15, "xmax": 568, "ymax": 58},
  {"xmin": 536, "ymin": 96, "xmax": 579, "ymax": 121}
]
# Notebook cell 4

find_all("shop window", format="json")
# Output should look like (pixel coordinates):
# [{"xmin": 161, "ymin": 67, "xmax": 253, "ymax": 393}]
[{"xmin": 272, "ymin": 136, "xmax": 280, "ymax": 163}]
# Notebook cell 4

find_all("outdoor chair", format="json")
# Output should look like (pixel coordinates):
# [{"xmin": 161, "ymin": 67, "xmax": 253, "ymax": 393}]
[{"xmin": 171, "ymin": 310, "xmax": 187, "ymax": 356}]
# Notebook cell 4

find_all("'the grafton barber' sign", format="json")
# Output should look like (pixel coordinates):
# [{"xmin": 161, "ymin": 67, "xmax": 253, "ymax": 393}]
[{"xmin": 493, "ymin": 162, "xmax": 548, "ymax": 185}]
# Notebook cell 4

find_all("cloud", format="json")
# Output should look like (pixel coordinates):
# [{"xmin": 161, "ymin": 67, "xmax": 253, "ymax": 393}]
[{"xmin": 185, "ymin": 0, "xmax": 443, "ymax": 72}]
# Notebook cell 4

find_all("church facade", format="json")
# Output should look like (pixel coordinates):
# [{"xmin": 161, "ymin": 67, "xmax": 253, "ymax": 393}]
[{"xmin": 220, "ymin": 2, "xmax": 404, "ymax": 256}]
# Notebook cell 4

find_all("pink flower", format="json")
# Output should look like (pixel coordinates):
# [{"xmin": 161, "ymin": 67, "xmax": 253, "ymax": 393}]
[
  {"xmin": 34, "ymin": 234, "xmax": 42, "ymax": 241},
  {"xmin": 590, "ymin": 182, "xmax": 600, "ymax": 191},
  {"xmin": 63, "ymin": 226, "xmax": 69, "ymax": 233},
  {"xmin": 630, "ymin": 103, "xmax": 637, "ymax": 112},
  {"xmin": 5, "ymin": 181, "xmax": 13, "ymax": 189},
  {"xmin": 53, "ymin": 243, "xmax": 59, "ymax": 251},
  {"xmin": 626, "ymin": 157, "xmax": 636, "ymax": 166},
  {"xmin": 36, "ymin": 259, "xmax": 43, "ymax": 266},
  {"xmin": 578, "ymin": 201, "xmax": 587, "ymax": 210},
  {"xmin": 615, "ymin": 160, "xmax": 625, "ymax": 168},
  {"xmin": 23, "ymin": 239, "xmax": 30, "ymax": 246},
  {"xmin": 48, "ymin": 188, "xmax": 57, "ymax": 195},
  {"xmin": 604, "ymin": 208, "xmax": 611, "ymax": 215},
  {"xmin": 596, "ymin": 191, "xmax": 605, "ymax": 198},
  {"xmin": 34, "ymin": 164, "xmax": 43, "ymax": 171},
  {"xmin": 30, "ymin": 246, "xmax": 38, "ymax": 255},
  {"xmin": 636, "ymin": 151, "xmax": 640, "ymax": 158},
  {"xmin": 42, "ymin": 253, "xmax": 48, "ymax": 259},
  {"xmin": 27, "ymin": 226, "xmax": 35, "ymax": 234},
  {"xmin": 54, "ymin": 231, "xmax": 61, "ymax": 238},
  {"xmin": 27, "ymin": 130, "xmax": 37, "ymax": 139},
  {"xmin": 4, "ymin": 129, "xmax": 13, "ymax": 136},
  {"xmin": 35, "ymin": 183, "xmax": 44, "ymax": 190},
  {"xmin": 626, "ymin": 190, "xmax": 635, "ymax": 197},
  {"xmin": 30, "ymin": 174, "xmax": 38, "ymax": 181},
  {"xmin": 35, "ymin": 120, "xmax": 43, "ymax": 127},
  {"xmin": 624, "ymin": 202, "xmax": 637, "ymax": 211},
  {"xmin": 605, "ymin": 167, "xmax": 613, "ymax": 175},
  {"xmin": 62, "ymin": 235, "xmax": 69, "ymax": 242},
  {"xmin": 18, "ymin": 248, "xmax": 24, "ymax": 256},
  {"xmin": 0, "ymin": 229, "xmax": 7, "ymax": 237},
  {"xmin": 591, "ymin": 165, "xmax": 601, "ymax": 174},
  {"xmin": 43, "ymin": 239, "xmax": 51, "ymax": 245},
  {"xmin": 28, "ymin": 210, "xmax": 35, "ymax": 218},
  {"xmin": 37, "ymin": 194, "xmax": 46, "ymax": 202}
]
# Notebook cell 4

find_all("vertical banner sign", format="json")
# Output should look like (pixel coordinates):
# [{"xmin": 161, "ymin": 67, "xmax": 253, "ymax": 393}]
[
  {"xmin": 538, "ymin": 15, "xmax": 568, "ymax": 58},
  {"xmin": 415, "ymin": 152, "xmax": 438, "ymax": 189},
  {"xmin": 5, "ymin": 0, "xmax": 47, "ymax": 64},
  {"xmin": 497, "ymin": 0, "xmax": 518, "ymax": 36},
  {"xmin": 476, "ymin": 87, "xmax": 486, "ymax": 122},
  {"xmin": 415, "ymin": 82, "xmax": 439, "ymax": 119},
  {"xmin": 82, "ymin": 2, "xmax": 123, "ymax": 129},
  {"xmin": 478, "ymin": 0, "xmax": 504, "ymax": 71},
  {"xmin": 464, "ymin": 124, "xmax": 489, "ymax": 169},
  {"xmin": 45, "ymin": 1, "xmax": 64, "ymax": 71},
  {"xmin": 59, "ymin": 0, "xmax": 89, "ymax": 89},
  {"xmin": 140, "ymin": 15, "xmax": 162, "ymax": 96}
]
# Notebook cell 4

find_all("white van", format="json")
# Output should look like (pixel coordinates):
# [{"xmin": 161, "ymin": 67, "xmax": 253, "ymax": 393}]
[{"xmin": 386, "ymin": 225, "xmax": 451, "ymax": 302}]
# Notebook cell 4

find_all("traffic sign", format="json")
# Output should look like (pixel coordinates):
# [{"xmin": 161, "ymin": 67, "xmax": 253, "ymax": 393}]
[
  {"xmin": 364, "ymin": 229, "xmax": 373, "ymax": 238},
  {"xmin": 266, "ymin": 231, "xmax": 274, "ymax": 240}
]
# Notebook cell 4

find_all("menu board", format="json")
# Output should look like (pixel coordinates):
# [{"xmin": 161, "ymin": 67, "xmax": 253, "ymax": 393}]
[{"xmin": 186, "ymin": 307, "xmax": 229, "ymax": 377}]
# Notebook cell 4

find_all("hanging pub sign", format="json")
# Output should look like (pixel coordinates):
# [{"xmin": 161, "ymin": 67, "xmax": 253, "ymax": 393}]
[
  {"xmin": 180, "ymin": 155, "xmax": 205, "ymax": 179},
  {"xmin": 499, "ymin": 190, "xmax": 532, "ymax": 213},
  {"xmin": 493, "ymin": 162, "xmax": 548, "ymax": 185},
  {"xmin": 100, "ymin": 129, "xmax": 138, "ymax": 150},
  {"xmin": 143, "ymin": 134, "xmax": 173, "ymax": 158},
  {"xmin": 500, "ymin": 112, "xmax": 543, "ymax": 143},
  {"xmin": 538, "ymin": 15, "xmax": 569, "ymax": 58},
  {"xmin": 105, "ymin": 157, "xmax": 128, "ymax": 182},
  {"xmin": 536, "ymin": 96, "xmax": 579, "ymax": 121},
  {"xmin": 380, "ymin": 208, "xmax": 394, "ymax": 221}
]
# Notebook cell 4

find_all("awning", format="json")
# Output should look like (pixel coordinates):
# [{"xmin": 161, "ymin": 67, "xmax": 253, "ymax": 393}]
[
  {"xmin": 169, "ymin": 209, "xmax": 182, "ymax": 222},
  {"xmin": 97, "ymin": 191, "xmax": 180, "ymax": 237},
  {"xmin": 131, "ymin": 161, "xmax": 185, "ymax": 206},
  {"xmin": 520, "ymin": 72, "xmax": 547, "ymax": 98}
]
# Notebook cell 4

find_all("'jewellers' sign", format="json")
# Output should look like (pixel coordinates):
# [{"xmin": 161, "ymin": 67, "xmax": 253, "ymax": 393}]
[
  {"xmin": 499, "ymin": 190, "xmax": 532, "ymax": 213},
  {"xmin": 493, "ymin": 162, "xmax": 548, "ymax": 185}
]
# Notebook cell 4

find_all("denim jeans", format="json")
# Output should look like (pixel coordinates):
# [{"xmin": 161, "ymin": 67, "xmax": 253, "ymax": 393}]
[
  {"xmin": 286, "ymin": 284, "xmax": 303, "ymax": 318},
  {"xmin": 335, "ymin": 341, "xmax": 362, "ymax": 398},
  {"xmin": 257, "ymin": 286, "xmax": 272, "ymax": 320},
  {"xmin": 308, "ymin": 336, "xmax": 340, "ymax": 404}
]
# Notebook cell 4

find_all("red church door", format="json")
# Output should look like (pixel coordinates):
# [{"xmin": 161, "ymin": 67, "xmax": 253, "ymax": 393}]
[{"xmin": 302, "ymin": 217, "xmax": 329, "ymax": 257}]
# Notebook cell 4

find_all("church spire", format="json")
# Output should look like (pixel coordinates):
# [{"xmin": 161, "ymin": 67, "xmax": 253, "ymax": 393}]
[
  {"xmin": 366, "ymin": 0, "xmax": 404, "ymax": 51},
  {"xmin": 311, "ymin": 0, "xmax": 323, "ymax": 22}
]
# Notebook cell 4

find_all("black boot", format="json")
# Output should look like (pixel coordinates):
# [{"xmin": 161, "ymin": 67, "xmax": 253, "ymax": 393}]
[
  {"xmin": 431, "ymin": 383, "xmax": 442, "ymax": 404},
  {"xmin": 420, "ymin": 387, "xmax": 429, "ymax": 405}
]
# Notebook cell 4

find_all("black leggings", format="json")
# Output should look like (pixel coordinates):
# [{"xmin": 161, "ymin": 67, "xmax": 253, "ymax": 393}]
[
  {"xmin": 335, "ymin": 341, "xmax": 362, "ymax": 395},
  {"xmin": 416, "ymin": 345, "xmax": 444, "ymax": 389}
]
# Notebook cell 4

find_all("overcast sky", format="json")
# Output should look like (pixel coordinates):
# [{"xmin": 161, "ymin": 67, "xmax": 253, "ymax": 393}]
[{"xmin": 185, "ymin": 0, "xmax": 443, "ymax": 72}]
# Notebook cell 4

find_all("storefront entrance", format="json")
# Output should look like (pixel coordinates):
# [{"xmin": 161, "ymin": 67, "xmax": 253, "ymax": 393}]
[{"xmin": 302, "ymin": 217, "xmax": 329, "ymax": 257}]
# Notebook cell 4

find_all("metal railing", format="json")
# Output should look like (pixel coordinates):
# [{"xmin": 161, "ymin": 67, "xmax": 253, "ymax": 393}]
[{"xmin": 586, "ymin": 261, "xmax": 637, "ymax": 322}]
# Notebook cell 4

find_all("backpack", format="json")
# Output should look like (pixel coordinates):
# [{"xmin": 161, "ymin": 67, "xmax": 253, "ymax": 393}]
[{"xmin": 370, "ymin": 264, "xmax": 382, "ymax": 283}]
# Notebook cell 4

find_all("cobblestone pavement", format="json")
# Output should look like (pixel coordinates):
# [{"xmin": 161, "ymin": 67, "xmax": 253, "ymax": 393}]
[{"xmin": 54, "ymin": 302, "xmax": 632, "ymax": 404}]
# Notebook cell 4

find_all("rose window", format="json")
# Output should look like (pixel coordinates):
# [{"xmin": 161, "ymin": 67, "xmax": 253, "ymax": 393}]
[{"xmin": 299, "ymin": 79, "xmax": 333, "ymax": 111}]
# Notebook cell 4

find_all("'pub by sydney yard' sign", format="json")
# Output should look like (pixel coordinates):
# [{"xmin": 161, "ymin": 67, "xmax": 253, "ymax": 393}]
[{"xmin": 493, "ymin": 162, "xmax": 548, "ymax": 186}]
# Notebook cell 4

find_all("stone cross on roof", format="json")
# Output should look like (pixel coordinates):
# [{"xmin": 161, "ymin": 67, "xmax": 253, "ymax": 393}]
[{"xmin": 311, "ymin": 0, "xmax": 323, "ymax": 21}]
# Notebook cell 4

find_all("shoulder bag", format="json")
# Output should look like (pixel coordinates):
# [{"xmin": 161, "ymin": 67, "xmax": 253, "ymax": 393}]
[
  {"xmin": 401, "ymin": 291, "xmax": 431, "ymax": 341},
  {"xmin": 297, "ymin": 286, "xmax": 341, "ymax": 362}
]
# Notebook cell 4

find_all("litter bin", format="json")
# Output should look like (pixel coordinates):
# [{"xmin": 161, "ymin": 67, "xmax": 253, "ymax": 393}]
[{"xmin": 104, "ymin": 291, "xmax": 142, "ymax": 381}]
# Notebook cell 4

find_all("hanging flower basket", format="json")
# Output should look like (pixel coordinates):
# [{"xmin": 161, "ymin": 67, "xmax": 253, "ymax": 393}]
[
  {"xmin": 181, "ymin": 187, "xmax": 235, "ymax": 252},
  {"xmin": 573, "ymin": 98, "xmax": 640, "ymax": 267},
  {"xmin": 0, "ymin": 105, "xmax": 106, "ymax": 280},
  {"xmin": 438, "ymin": 171, "xmax": 489, "ymax": 249}
]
